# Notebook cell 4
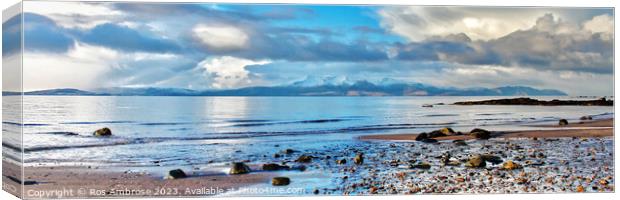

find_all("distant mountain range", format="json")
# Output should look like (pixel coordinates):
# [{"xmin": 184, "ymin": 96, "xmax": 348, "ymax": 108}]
[{"xmin": 7, "ymin": 79, "xmax": 567, "ymax": 96}]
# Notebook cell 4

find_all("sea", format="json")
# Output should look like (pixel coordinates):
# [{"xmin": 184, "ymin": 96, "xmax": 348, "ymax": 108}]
[{"xmin": 2, "ymin": 96, "xmax": 613, "ymax": 169}]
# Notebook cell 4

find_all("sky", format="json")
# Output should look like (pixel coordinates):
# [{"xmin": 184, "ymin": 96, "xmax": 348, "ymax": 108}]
[{"xmin": 2, "ymin": 2, "xmax": 614, "ymax": 95}]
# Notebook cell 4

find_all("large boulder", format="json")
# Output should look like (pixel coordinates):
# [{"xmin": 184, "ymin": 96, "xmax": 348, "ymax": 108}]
[
  {"xmin": 229, "ymin": 162, "xmax": 251, "ymax": 175},
  {"xmin": 164, "ymin": 169, "xmax": 187, "ymax": 179},
  {"xmin": 464, "ymin": 155, "xmax": 486, "ymax": 168},
  {"xmin": 469, "ymin": 128, "xmax": 491, "ymax": 139},
  {"xmin": 93, "ymin": 127, "xmax": 112, "ymax": 136},
  {"xmin": 272, "ymin": 177, "xmax": 291, "ymax": 186},
  {"xmin": 559, "ymin": 119, "xmax": 569, "ymax": 126}
]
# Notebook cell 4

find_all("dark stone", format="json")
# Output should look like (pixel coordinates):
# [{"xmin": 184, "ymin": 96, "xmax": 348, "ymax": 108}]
[
  {"xmin": 295, "ymin": 155, "xmax": 312, "ymax": 163},
  {"xmin": 282, "ymin": 149, "xmax": 296, "ymax": 154},
  {"xmin": 465, "ymin": 155, "xmax": 486, "ymax": 168},
  {"xmin": 229, "ymin": 162, "xmax": 251, "ymax": 175},
  {"xmin": 470, "ymin": 128, "xmax": 491, "ymax": 139},
  {"xmin": 481, "ymin": 154, "xmax": 503, "ymax": 165},
  {"xmin": 272, "ymin": 177, "xmax": 290, "ymax": 186},
  {"xmin": 410, "ymin": 162, "xmax": 431, "ymax": 169},
  {"xmin": 559, "ymin": 119, "xmax": 569, "ymax": 126},
  {"xmin": 93, "ymin": 127, "xmax": 112, "ymax": 136},
  {"xmin": 420, "ymin": 138, "xmax": 438, "ymax": 143},
  {"xmin": 415, "ymin": 133, "xmax": 428, "ymax": 141},
  {"xmin": 354, "ymin": 153, "xmax": 364, "ymax": 165},
  {"xmin": 165, "ymin": 169, "xmax": 187, "ymax": 179},
  {"xmin": 453, "ymin": 140, "xmax": 467, "ymax": 146},
  {"xmin": 262, "ymin": 163, "xmax": 290, "ymax": 171},
  {"xmin": 580, "ymin": 116, "xmax": 593, "ymax": 120}
]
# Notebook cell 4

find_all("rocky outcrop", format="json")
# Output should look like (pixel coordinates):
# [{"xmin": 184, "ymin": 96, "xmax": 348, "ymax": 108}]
[
  {"xmin": 559, "ymin": 119, "xmax": 568, "ymax": 126},
  {"xmin": 93, "ymin": 127, "xmax": 112, "ymax": 136},
  {"xmin": 229, "ymin": 162, "xmax": 251, "ymax": 175},
  {"xmin": 454, "ymin": 97, "xmax": 612, "ymax": 106}
]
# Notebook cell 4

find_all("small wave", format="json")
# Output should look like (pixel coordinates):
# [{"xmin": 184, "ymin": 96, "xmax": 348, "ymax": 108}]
[
  {"xmin": 424, "ymin": 114, "xmax": 460, "ymax": 117},
  {"xmin": 227, "ymin": 119, "xmax": 271, "ymax": 123},
  {"xmin": 31, "ymin": 131, "xmax": 80, "ymax": 136},
  {"xmin": 60, "ymin": 120, "xmax": 135, "ymax": 125},
  {"xmin": 2, "ymin": 122, "xmax": 50, "ymax": 126},
  {"xmin": 168, "ymin": 128, "xmax": 192, "ymax": 131},
  {"xmin": 474, "ymin": 118, "xmax": 514, "ymax": 121},
  {"xmin": 138, "ymin": 122, "xmax": 192, "ymax": 126},
  {"xmin": 232, "ymin": 118, "xmax": 351, "ymax": 127},
  {"xmin": 476, "ymin": 113, "xmax": 512, "ymax": 116},
  {"xmin": 299, "ymin": 119, "xmax": 348, "ymax": 123}
]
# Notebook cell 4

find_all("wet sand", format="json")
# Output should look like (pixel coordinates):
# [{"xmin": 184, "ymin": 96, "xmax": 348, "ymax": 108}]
[
  {"xmin": 3, "ymin": 160, "xmax": 271, "ymax": 198},
  {"xmin": 359, "ymin": 118, "xmax": 613, "ymax": 141}
]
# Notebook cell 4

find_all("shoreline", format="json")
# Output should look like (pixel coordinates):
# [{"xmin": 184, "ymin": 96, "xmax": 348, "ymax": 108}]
[
  {"xmin": 4, "ymin": 160, "xmax": 272, "ymax": 198},
  {"xmin": 5, "ymin": 118, "xmax": 614, "ymax": 197},
  {"xmin": 359, "ymin": 118, "xmax": 613, "ymax": 141}
]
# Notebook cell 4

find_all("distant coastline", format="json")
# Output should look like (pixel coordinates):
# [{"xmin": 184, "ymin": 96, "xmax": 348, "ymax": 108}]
[{"xmin": 2, "ymin": 82, "xmax": 568, "ymax": 97}]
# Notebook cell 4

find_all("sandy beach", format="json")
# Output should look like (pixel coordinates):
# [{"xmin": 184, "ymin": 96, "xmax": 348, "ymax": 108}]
[
  {"xmin": 4, "ymin": 160, "xmax": 272, "ymax": 198},
  {"xmin": 359, "ymin": 118, "xmax": 613, "ymax": 141}
]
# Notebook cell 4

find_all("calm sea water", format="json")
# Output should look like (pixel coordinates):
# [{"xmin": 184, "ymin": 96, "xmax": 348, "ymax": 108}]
[{"xmin": 2, "ymin": 96, "xmax": 613, "ymax": 167}]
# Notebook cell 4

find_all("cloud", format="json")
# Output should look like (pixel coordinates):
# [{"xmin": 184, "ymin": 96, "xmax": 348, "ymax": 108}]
[
  {"xmin": 393, "ymin": 14, "xmax": 613, "ymax": 74},
  {"xmin": 23, "ymin": 43, "xmax": 118, "ymax": 90},
  {"xmin": 583, "ymin": 14, "xmax": 613, "ymax": 39},
  {"xmin": 79, "ymin": 23, "xmax": 181, "ymax": 53},
  {"xmin": 22, "ymin": 13, "xmax": 75, "ymax": 53},
  {"xmin": 23, "ymin": 1, "xmax": 123, "ymax": 29},
  {"xmin": 23, "ymin": 42, "xmax": 192, "ymax": 91},
  {"xmin": 378, "ymin": 7, "xmax": 610, "ymax": 41},
  {"xmin": 192, "ymin": 24, "xmax": 249, "ymax": 51},
  {"xmin": 198, "ymin": 56, "xmax": 271, "ymax": 89},
  {"xmin": 378, "ymin": 7, "xmax": 547, "ymax": 41}
]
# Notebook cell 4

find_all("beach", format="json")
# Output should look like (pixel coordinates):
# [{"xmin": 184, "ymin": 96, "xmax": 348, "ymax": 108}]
[
  {"xmin": 7, "ymin": 116, "xmax": 614, "ymax": 197},
  {"xmin": 359, "ymin": 118, "xmax": 613, "ymax": 141}
]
